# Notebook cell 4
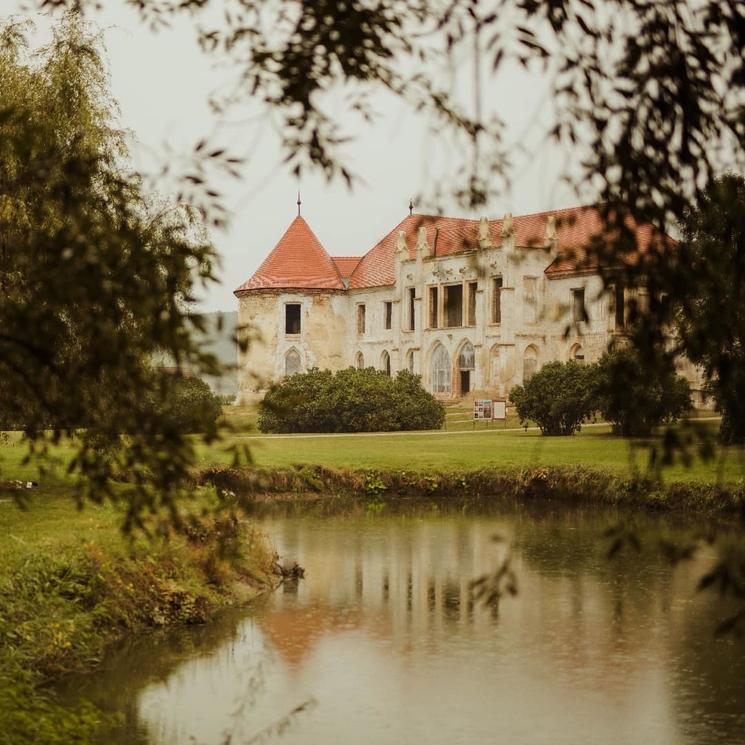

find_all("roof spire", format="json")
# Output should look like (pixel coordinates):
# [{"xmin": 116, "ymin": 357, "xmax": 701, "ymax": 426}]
[
  {"xmin": 297, "ymin": 191, "xmax": 302, "ymax": 216},
  {"xmin": 408, "ymin": 198, "xmax": 414, "ymax": 216}
]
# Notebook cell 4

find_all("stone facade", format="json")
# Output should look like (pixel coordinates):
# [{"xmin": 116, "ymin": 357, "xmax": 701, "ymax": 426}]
[{"xmin": 235, "ymin": 208, "xmax": 702, "ymax": 404}]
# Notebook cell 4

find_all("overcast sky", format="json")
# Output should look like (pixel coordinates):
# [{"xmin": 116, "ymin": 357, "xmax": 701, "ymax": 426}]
[{"xmin": 16, "ymin": 3, "xmax": 591, "ymax": 311}]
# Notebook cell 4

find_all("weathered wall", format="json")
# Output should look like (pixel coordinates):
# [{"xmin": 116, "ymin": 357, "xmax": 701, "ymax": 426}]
[{"xmin": 236, "ymin": 290, "xmax": 347, "ymax": 404}]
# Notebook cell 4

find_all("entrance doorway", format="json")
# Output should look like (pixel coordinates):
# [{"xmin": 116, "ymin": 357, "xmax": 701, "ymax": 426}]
[{"xmin": 457, "ymin": 342, "xmax": 475, "ymax": 397}]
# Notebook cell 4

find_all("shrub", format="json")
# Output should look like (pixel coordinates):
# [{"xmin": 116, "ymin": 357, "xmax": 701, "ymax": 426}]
[
  {"xmin": 592, "ymin": 348, "xmax": 691, "ymax": 436},
  {"xmin": 509, "ymin": 361, "xmax": 597, "ymax": 436},
  {"xmin": 155, "ymin": 374, "xmax": 223, "ymax": 434},
  {"xmin": 258, "ymin": 367, "xmax": 445, "ymax": 433}
]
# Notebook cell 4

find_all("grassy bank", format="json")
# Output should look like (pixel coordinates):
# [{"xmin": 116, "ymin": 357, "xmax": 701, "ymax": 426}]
[
  {"xmin": 198, "ymin": 463, "xmax": 745, "ymax": 514},
  {"xmin": 0, "ymin": 487, "xmax": 276, "ymax": 745}
]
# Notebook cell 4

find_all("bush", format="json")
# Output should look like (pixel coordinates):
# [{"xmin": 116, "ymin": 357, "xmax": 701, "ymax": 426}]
[
  {"xmin": 258, "ymin": 367, "xmax": 445, "ymax": 433},
  {"xmin": 509, "ymin": 361, "xmax": 597, "ymax": 436},
  {"xmin": 155, "ymin": 374, "xmax": 223, "ymax": 434},
  {"xmin": 593, "ymin": 348, "xmax": 691, "ymax": 436}
]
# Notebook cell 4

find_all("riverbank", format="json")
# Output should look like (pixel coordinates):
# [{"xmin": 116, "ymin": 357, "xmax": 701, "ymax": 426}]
[
  {"xmin": 0, "ymin": 488, "xmax": 276, "ymax": 745},
  {"xmin": 198, "ymin": 464, "xmax": 745, "ymax": 514}
]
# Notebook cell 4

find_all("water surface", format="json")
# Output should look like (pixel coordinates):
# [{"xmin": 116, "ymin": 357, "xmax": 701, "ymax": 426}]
[{"xmin": 67, "ymin": 500, "xmax": 745, "ymax": 745}]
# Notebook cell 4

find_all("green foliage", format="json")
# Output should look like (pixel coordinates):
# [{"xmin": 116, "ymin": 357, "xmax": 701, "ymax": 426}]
[
  {"xmin": 509, "ymin": 361, "xmax": 597, "ymax": 436},
  {"xmin": 0, "ymin": 16, "xmax": 231, "ymax": 531},
  {"xmin": 154, "ymin": 374, "xmax": 223, "ymax": 435},
  {"xmin": 673, "ymin": 175, "xmax": 745, "ymax": 443},
  {"xmin": 258, "ymin": 368, "xmax": 445, "ymax": 434},
  {"xmin": 593, "ymin": 348, "xmax": 691, "ymax": 437}
]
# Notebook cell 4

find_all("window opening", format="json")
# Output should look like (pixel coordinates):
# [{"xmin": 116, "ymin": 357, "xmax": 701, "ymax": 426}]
[
  {"xmin": 491, "ymin": 277, "xmax": 503, "ymax": 324},
  {"xmin": 467, "ymin": 282, "xmax": 477, "ymax": 326},
  {"xmin": 285, "ymin": 303, "xmax": 301, "ymax": 334},
  {"xmin": 444, "ymin": 284, "xmax": 463, "ymax": 327}
]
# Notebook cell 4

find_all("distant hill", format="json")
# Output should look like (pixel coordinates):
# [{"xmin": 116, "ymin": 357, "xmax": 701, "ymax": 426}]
[
  {"xmin": 153, "ymin": 311, "xmax": 239, "ymax": 399},
  {"xmin": 197, "ymin": 311, "xmax": 239, "ymax": 398}
]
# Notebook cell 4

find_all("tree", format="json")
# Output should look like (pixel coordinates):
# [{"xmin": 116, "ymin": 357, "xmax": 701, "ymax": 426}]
[
  {"xmin": 592, "ymin": 348, "xmax": 691, "ymax": 437},
  {"xmin": 672, "ymin": 175, "xmax": 745, "ymax": 443},
  {"xmin": 0, "ymin": 15, "xmax": 229, "ymax": 532},
  {"xmin": 509, "ymin": 361, "xmax": 596, "ymax": 436}
]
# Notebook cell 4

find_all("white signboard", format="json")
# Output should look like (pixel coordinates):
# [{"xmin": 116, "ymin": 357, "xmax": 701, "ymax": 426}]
[{"xmin": 492, "ymin": 400, "xmax": 507, "ymax": 420}]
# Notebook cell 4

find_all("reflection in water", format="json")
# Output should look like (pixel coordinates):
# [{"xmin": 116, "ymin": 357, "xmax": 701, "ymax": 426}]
[{"xmin": 64, "ymin": 502, "xmax": 745, "ymax": 745}]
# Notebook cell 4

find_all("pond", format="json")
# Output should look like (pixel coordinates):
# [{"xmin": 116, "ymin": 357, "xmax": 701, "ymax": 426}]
[{"xmin": 64, "ymin": 499, "xmax": 745, "ymax": 745}]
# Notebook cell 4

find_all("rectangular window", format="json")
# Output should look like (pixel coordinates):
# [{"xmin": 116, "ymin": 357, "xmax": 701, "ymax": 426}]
[
  {"xmin": 384, "ymin": 301, "xmax": 392, "ymax": 330},
  {"xmin": 467, "ymin": 282, "xmax": 477, "ymax": 326},
  {"xmin": 523, "ymin": 277, "xmax": 537, "ymax": 323},
  {"xmin": 408, "ymin": 288, "xmax": 416, "ymax": 331},
  {"xmin": 285, "ymin": 303, "xmax": 301, "ymax": 335},
  {"xmin": 429, "ymin": 286, "xmax": 439, "ymax": 328},
  {"xmin": 357, "ymin": 304, "xmax": 366, "ymax": 335},
  {"xmin": 572, "ymin": 288, "xmax": 586, "ymax": 323},
  {"xmin": 491, "ymin": 277, "xmax": 503, "ymax": 324},
  {"xmin": 614, "ymin": 285, "xmax": 625, "ymax": 329},
  {"xmin": 444, "ymin": 284, "xmax": 463, "ymax": 328}
]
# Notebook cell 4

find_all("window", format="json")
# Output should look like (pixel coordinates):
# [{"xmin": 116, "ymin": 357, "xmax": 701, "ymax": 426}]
[
  {"xmin": 523, "ymin": 345, "xmax": 538, "ymax": 381},
  {"xmin": 381, "ymin": 350, "xmax": 391, "ymax": 376},
  {"xmin": 444, "ymin": 284, "xmax": 463, "ymax": 327},
  {"xmin": 357, "ymin": 304, "xmax": 366, "ymax": 334},
  {"xmin": 430, "ymin": 344, "xmax": 451, "ymax": 394},
  {"xmin": 429, "ymin": 286, "xmax": 439, "ymax": 328},
  {"xmin": 356, "ymin": 351, "xmax": 365, "ymax": 369},
  {"xmin": 491, "ymin": 277, "xmax": 503, "ymax": 324},
  {"xmin": 406, "ymin": 349, "xmax": 415, "ymax": 373},
  {"xmin": 467, "ymin": 282, "xmax": 477, "ymax": 326},
  {"xmin": 570, "ymin": 344, "xmax": 585, "ymax": 363},
  {"xmin": 572, "ymin": 288, "xmax": 586, "ymax": 323},
  {"xmin": 285, "ymin": 348, "xmax": 301, "ymax": 376},
  {"xmin": 523, "ymin": 277, "xmax": 537, "ymax": 323},
  {"xmin": 285, "ymin": 303, "xmax": 301, "ymax": 335},
  {"xmin": 614, "ymin": 284, "xmax": 625, "ymax": 329},
  {"xmin": 384, "ymin": 301, "xmax": 392, "ymax": 330},
  {"xmin": 407, "ymin": 288, "xmax": 416, "ymax": 331}
]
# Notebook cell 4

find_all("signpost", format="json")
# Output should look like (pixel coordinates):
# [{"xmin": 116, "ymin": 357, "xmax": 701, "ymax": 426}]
[{"xmin": 473, "ymin": 399, "xmax": 507, "ymax": 427}]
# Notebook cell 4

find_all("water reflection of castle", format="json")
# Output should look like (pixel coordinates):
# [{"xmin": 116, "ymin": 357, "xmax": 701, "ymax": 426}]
[{"xmin": 257, "ymin": 514, "xmax": 689, "ymax": 683}]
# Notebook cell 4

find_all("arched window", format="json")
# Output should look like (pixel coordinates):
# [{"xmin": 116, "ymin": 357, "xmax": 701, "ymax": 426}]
[
  {"xmin": 457, "ymin": 341, "xmax": 475, "ymax": 395},
  {"xmin": 430, "ymin": 344, "xmax": 451, "ymax": 394},
  {"xmin": 523, "ymin": 345, "xmax": 538, "ymax": 381},
  {"xmin": 356, "ymin": 351, "xmax": 365, "ymax": 370},
  {"xmin": 570, "ymin": 343, "xmax": 585, "ymax": 363},
  {"xmin": 489, "ymin": 345, "xmax": 501, "ymax": 384},
  {"xmin": 406, "ymin": 349, "xmax": 415, "ymax": 373},
  {"xmin": 285, "ymin": 348, "xmax": 301, "ymax": 376},
  {"xmin": 458, "ymin": 342, "xmax": 475, "ymax": 370},
  {"xmin": 381, "ymin": 350, "xmax": 391, "ymax": 376}
]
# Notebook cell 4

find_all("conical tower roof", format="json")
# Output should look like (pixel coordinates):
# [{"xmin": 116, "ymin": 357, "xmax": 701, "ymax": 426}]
[{"xmin": 234, "ymin": 216, "xmax": 344, "ymax": 293}]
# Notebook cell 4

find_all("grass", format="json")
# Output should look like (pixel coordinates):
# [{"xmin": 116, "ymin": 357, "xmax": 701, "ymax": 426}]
[{"xmin": 197, "ymin": 422, "xmax": 745, "ymax": 484}]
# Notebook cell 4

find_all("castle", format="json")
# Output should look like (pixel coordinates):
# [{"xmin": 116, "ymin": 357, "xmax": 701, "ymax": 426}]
[{"xmin": 234, "ymin": 203, "xmax": 690, "ymax": 403}]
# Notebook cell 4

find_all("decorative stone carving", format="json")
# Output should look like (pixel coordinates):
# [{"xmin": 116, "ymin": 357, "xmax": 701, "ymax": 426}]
[
  {"xmin": 545, "ymin": 215, "xmax": 557, "ymax": 246},
  {"xmin": 415, "ymin": 226, "xmax": 429, "ymax": 257},
  {"xmin": 501, "ymin": 212, "xmax": 514, "ymax": 238},
  {"xmin": 478, "ymin": 216, "xmax": 491, "ymax": 249},
  {"xmin": 396, "ymin": 230, "xmax": 408, "ymax": 256}
]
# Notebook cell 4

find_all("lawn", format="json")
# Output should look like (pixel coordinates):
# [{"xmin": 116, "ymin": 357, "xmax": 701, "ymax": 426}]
[{"xmin": 191, "ymin": 414, "xmax": 745, "ymax": 483}]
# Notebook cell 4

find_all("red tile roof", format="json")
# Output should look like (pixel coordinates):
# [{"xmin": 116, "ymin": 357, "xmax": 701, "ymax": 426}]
[
  {"xmin": 348, "ymin": 214, "xmax": 496, "ymax": 289},
  {"xmin": 234, "ymin": 216, "xmax": 344, "ymax": 293},
  {"xmin": 237, "ymin": 206, "xmax": 666, "ymax": 293},
  {"xmin": 331, "ymin": 256, "xmax": 362, "ymax": 279},
  {"xmin": 511, "ymin": 205, "xmax": 668, "ymax": 276}
]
